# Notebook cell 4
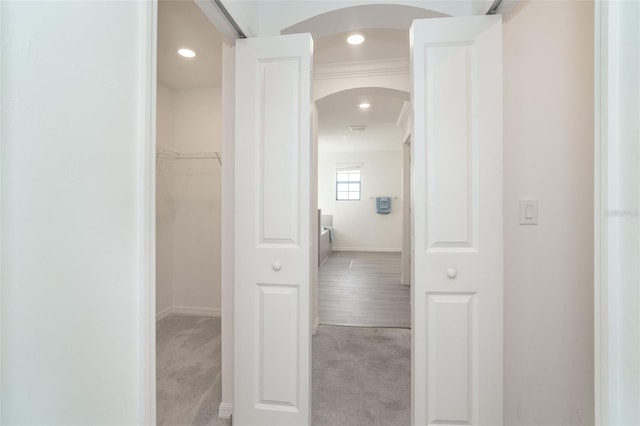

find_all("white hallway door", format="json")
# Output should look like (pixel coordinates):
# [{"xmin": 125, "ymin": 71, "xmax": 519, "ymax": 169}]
[
  {"xmin": 234, "ymin": 15, "xmax": 503, "ymax": 426},
  {"xmin": 411, "ymin": 15, "xmax": 503, "ymax": 425},
  {"xmin": 234, "ymin": 33, "xmax": 313, "ymax": 426}
]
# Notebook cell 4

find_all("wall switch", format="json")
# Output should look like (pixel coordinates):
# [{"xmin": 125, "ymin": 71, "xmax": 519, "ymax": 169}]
[{"xmin": 519, "ymin": 200, "xmax": 538, "ymax": 225}]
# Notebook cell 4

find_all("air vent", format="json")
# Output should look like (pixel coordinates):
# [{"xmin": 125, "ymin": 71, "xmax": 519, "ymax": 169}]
[{"xmin": 349, "ymin": 125, "xmax": 367, "ymax": 132}]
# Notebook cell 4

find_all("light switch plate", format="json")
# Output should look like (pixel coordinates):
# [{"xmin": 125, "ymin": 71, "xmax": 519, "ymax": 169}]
[{"xmin": 519, "ymin": 200, "xmax": 538, "ymax": 225}]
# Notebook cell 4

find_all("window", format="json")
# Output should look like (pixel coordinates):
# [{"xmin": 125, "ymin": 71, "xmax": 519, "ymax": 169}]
[{"xmin": 336, "ymin": 169, "xmax": 361, "ymax": 201}]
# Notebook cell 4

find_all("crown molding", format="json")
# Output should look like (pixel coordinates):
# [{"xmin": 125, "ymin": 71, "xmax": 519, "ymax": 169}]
[
  {"xmin": 396, "ymin": 100, "xmax": 412, "ymax": 128},
  {"xmin": 314, "ymin": 57, "xmax": 410, "ymax": 80}
]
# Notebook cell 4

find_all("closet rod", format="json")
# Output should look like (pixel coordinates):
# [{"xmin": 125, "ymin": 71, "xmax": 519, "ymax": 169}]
[{"xmin": 157, "ymin": 147, "xmax": 222, "ymax": 165}]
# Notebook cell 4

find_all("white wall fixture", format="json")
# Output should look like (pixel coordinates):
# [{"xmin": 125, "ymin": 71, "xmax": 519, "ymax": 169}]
[
  {"xmin": 347, "ymin": 33, "xmax": 365, "ymax": 45},
  {"xmin": 519, "ymin": 200, "xmax": 538, "ymax": 225},
  {"xmin": 178, "ymin": 48, "xmax": 196, "ymax": 58}
]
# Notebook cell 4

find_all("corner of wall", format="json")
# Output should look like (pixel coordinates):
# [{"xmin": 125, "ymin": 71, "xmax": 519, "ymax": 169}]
[
  {"xmin": 218, "ymin": 402, "xmax": 233, "ymax": 419},
  {"xmin": 0, "ymin": 0, "xmax": 4, "ymax": 419}
]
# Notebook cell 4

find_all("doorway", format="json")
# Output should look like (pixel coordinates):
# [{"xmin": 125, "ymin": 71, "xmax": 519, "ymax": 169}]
[
  {"xmin": 316, "ymin": 87, "xmax": 411, "ymax": 328},
  {"xmin": 154, "ymin": 1, "xmax": 227, "ymax": 424},
  {"xmin": 310, "ymin": 28, "xmax": 413, "ymax": 424},
  {"xmin": 231, "ymin": 9, "xmax": 504, "ymax": 426}
]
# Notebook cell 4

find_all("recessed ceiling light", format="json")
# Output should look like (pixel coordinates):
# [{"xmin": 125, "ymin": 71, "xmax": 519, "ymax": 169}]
[
  {"xmin": 347, "ymin": 34, "xmax": 365, "ymax": 45},
  {"xmin": 358, "ymin": 102, "xmax": 371, "ymax": 109},
  {"xmin": 178, "ymin": 48, "xmax": 196, "ymax": 58}
]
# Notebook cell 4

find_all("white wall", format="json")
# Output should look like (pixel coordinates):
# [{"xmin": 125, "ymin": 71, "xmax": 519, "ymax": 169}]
[
  {"xmin": 311, "ymin": 107, "xmax": 320, "ymax": 332},
  {"xmin": 156, "ymin": 83, "xmax": 175, "ymax": 314},
  {"xmin": 156, "ymin": 86, "xmax": 222, "ymax": 316},
  {"xmin": 318, "ymin": 151, "xmax": 402, "ymax": 252},
  {"xmin": 173, "ymin": 88, "xmax": 222, "ymax": 152},
  {"xmin": 0, "ymin": 1, "xmax": 154, "ymax": 423},
  {"xmin": 171, "ymin": 88, "xmax": 222, "ymax": 312},
  {"xmin": 220, "ymin": 42, "xmax": 236, "ymax": 414},
  {"xmin": 503, "ymin": 1, "xmax": 594, "ymax": 424}
]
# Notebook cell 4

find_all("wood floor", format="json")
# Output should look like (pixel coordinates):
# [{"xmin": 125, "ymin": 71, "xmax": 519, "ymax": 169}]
[{"xmin": 318, "ymin": 251, "xmax": 410, "ymax": 328}]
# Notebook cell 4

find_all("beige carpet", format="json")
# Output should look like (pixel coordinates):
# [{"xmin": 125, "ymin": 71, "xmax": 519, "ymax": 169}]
[
  {"xmin": 156, "ymin": 315, "xmax": 229, "ymax": 426},
  {"xmin": 157, "ymin": 316, "xmax": 411, "ymax": 426},
  {"xmin": 312, "ymin": 325, "xmax": 411, "ymax": 426}
]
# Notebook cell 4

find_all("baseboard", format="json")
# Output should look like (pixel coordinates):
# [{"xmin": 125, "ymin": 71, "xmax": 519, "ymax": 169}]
[
  {"xmin": 400, "ymin": 274, "xmax": 411, "ymax": 286},
  {"xmin": 332, "ymin": 247, "xmax": 402, "ymax": 253},
  {"xmin": 312, "ymin": 317, "xmax": 320, "ymax": 335},
  {"xmin": 172, "ymin": 305, "xmax": 221, "ymax": 317},
  {"xmin": 156, "ymin": 305, "xmax": 221, "ymax": 322},
  {"xmin": 218, "ymin": 402, "xmax": 233, "ymax": 419},
  {"xmin": 156, "ymin": 306, "xmax": 173, "ymax": 322}
]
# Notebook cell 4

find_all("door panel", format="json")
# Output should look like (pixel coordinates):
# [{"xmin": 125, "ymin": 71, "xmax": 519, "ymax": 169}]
[
  {"xmin": 427, "ymin": 293, "xmax": 476, "ymax": 423},
  {"xmin": 234, "ymin": 34, "xmax": 313, "ymax": 426},
  {"xmin": 411, "ymin": 16, "xmax": 503, "ymax": 425},
  {"xmin": 259, "ymin": 59, "xmax": 302, "ymax": 244}
]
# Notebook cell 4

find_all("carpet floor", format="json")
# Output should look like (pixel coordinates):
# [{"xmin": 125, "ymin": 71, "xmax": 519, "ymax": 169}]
[
  {"xmin": 312, "ymin": 325, "xmax": 411, "ymax": 426},
  {"xmin": 157, "ymin": 318, "xmax": 411, "ymax": 426},
  {"xmin": 156, "ymin": 315, "xmax": 229, "ymax": 426}
]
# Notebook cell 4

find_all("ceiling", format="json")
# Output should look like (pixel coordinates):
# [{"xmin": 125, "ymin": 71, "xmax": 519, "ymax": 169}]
[
  {"xmin": 314, "ymin": 28, "xmax": 409, "ymax": 64},
  {"xmin": 315, "ymin": 28, "xmax": 411, "ymax": 153},
  {"xmin": 157, "ymin": 1, "xmax": 411, "ymax": 153},
  {"xmin": 317, "ymin": 87, "xmax": 409, "ymax": 153},
  {"xmin": 157, "ymin": 0, "xmax": 224, "ymax": 90}
]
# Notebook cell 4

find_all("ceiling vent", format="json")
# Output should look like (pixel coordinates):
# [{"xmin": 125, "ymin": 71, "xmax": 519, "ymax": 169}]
[{"xmin": 349, "ymin": 125, "xmax": 367, "ymax": 132}]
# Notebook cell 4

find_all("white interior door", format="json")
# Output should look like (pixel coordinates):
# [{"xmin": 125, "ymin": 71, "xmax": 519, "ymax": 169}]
[
  {"xmin": 411, "ymin": 16, "xmax": 503, "ymax": 425},
  {"xmin": 234, "ymin": 33, "xmax": 313, "ymax": 426}
]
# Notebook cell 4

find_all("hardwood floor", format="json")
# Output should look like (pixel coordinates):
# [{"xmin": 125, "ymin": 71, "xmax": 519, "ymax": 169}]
[{"xmin": 318, "ymin": 251, "xmax": 410, "ymax": 328}]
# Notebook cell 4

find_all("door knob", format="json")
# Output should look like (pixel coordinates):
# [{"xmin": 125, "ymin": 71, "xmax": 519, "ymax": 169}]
[
  {"xmin": 446, "ymin": 268, "xmax": 457, "ymax": 279},
  {"xmin": 272, "ymin": 261, "xmax": 282, "ymax": 271}
]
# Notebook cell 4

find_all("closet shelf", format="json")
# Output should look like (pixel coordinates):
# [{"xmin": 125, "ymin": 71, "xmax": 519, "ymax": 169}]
[{"xmin": 157, "ymin": 147, "xmax": 222, "ymax": 165}]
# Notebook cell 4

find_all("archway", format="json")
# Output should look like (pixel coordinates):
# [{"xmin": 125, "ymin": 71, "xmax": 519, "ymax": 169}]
[
  {"xmin": 313, "ymin": 75, "xmax": 414, "ymax": 426},
  {"xmin": 282, "ymin": 4, "xmax": 448, "ymax": 38}
]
